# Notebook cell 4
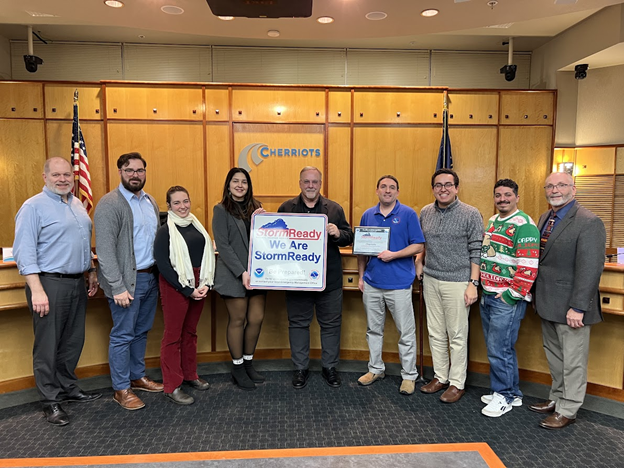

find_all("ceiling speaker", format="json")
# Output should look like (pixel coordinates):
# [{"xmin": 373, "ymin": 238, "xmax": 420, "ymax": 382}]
[{"xmin": 206, "ymin": 0, "xmax": 313, "ymax": 18}]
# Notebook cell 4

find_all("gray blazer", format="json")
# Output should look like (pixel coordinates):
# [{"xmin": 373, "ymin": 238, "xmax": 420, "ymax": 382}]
[
  {"xmin": 534, "ymin": 202, "xmax": 606, "ymax": 325},
  {"xmin": 212, "ymin": 203, "xmax": 249, "ymax": 297},
  {"xmin": 94, "ymin": 187, "xmax": 159, "ymax": 298}
]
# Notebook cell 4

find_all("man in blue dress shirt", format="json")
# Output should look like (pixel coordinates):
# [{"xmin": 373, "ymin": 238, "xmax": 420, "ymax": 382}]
[
  {"xmin": 14, "ymin": 157, "xmax": 101, "ymax": 426},
  {"xmin": 95, "ymin": 152, "xmax": 163, "ymax": 410}
]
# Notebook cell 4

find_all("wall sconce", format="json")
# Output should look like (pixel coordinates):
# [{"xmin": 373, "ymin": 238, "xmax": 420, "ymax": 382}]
[{"xmin": 558, "ymin": 162, "xmax": 574, "ymax": 175}]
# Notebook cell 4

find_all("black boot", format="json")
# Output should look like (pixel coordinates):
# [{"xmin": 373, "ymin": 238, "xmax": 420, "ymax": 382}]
[
  {"xmin": 243, "ymin": 359, "xmax": 266, "ymax": 383},
  {"xmin": 232, "ymin": 363, "xmax": 256, "ymax": 391}
]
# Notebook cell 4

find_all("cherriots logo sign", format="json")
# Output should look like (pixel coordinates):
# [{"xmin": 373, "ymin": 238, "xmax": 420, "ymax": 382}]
[{"xmin": 238, "ymin": 142, "xmax": 321, "ymax": 172}]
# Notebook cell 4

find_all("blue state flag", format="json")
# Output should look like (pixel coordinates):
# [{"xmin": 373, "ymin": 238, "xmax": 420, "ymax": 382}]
[{"xmin": 435, "ymin": 108, "xmax": 453, "ymax": 170}]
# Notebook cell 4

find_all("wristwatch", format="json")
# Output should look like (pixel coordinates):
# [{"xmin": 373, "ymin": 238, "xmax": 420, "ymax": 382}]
[
  {"xmin": 469, "ymin": 279, "xmax": 479, "ymax": 287},
  {"xmin": 88, "ymin": 267, "xmax": 97, "ymax": 273}
]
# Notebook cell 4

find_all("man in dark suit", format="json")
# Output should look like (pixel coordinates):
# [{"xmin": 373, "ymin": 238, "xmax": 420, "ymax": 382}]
[
  {"xmin": 530, "ymin": 172, "xmax": 606, "ymax": 429},
  {"xmin": 278, "ymin": 166, "xmax": 353, "ymax": 389}
]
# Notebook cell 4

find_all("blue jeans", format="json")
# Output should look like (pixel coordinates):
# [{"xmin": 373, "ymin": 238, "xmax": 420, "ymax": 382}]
[
  {"xmin": 108, "ymin": 272, "xmax": 159, "ymax": 390},
  {"xmin": 480, "ymin": 293, "xmax": 527, "ymax": 403}
]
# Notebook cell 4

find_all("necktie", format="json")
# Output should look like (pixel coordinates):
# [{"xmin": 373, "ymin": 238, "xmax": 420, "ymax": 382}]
[{"xmin": 540, "ymin": 215, "xmax": 556, "ymax": 254}]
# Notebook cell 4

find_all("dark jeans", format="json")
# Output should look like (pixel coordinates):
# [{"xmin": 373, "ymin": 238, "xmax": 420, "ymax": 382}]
[
  {"xmin": 480, "ymin": 293, "xmax": 527, "ymax": 402},
  {"xmin": 285, "ymin": 287, "xmax": 343, "ymax": 369},
  {"xmin": 27, "ymin": 275, "xmax": 87, "ymax": 405},
  {"xmin": 108, "ymin": 272, "xmax": 159, "ymax": 391}
]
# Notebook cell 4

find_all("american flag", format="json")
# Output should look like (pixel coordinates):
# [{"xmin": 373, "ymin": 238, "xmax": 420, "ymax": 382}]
[{"xmin": 71, "ymin": 101, "xmax": 94, "ymax": 213}]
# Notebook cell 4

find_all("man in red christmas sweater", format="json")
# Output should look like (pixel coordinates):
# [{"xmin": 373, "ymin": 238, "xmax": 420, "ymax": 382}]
[{"xmin": 479, "ymin": 179, "xmax": 540, "ymax": 418}]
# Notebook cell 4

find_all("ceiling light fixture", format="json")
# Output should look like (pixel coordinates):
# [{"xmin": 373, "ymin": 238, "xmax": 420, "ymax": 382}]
[
  {"xmin": 218, "ymin": 16, "xmax": 234, "ymax": 21},
  {"xmin": 161, "ymin": 5, "xmax": 184, "ymax": 15},
  {"xmin": 267, "ymin": 30, "xmax": 280, "ymax": 37},
  {"xmin": 104, "ymin": 0, "xmax": 124, "ymax": 8},
  {"xmin": 365, "ymin": 12, "xmax": 387, "ymax": 21},
  {"xmin": 317, "ymin": 16, "xmax": 334, "ymax": 24},
  {"xmin": 421, "ymin": 9, "xmax": 439, "ymax": 17}
]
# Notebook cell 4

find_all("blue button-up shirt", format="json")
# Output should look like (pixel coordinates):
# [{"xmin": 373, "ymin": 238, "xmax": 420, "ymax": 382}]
[
  {"xmin": 13, "ymin": 186, "xmax": 92, "ymax": 275},
  {"xmin": 118, "ymin": 183, "xmax": 158, "ymax": 270}
]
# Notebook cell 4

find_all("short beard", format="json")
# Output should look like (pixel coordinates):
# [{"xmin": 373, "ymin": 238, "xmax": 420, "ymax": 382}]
[
  {"xmin": 47, "ymin": 184, "xmax": 72, "ymax": 196},
  {"xmin": 548, "ymin": 193, "xmax": 573, "ymax": 207},
  {"xmin": 121, "ymin": 177, "xmax": 145, "ymax": 193}
]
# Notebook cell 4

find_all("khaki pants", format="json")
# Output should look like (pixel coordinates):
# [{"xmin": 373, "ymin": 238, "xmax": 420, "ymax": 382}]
[
  {"xmin": 362, "ymin": 284, "xmax": 418, "ymax": 380},
  {"xmin": 541, "ymin": 319, "xmax": 591, "ymax": 419},
  {"xmin": 423, "ymin": 274, "xmax": 470, "ymax": 389}
]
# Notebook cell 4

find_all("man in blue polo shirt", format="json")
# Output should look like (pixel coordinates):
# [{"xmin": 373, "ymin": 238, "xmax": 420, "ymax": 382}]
[{"xmin": 357, "ymin": 175, "xmax": 425, "ymax": 395}]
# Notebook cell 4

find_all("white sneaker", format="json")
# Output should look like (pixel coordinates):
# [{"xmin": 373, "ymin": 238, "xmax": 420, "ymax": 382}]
[
  {"xmin": 481, "ymin": 392, "xmax": 513, "ymax": 418},
  {"xmin": 481, "ymin": 393, "xmax": 522, "ymax": 407}
]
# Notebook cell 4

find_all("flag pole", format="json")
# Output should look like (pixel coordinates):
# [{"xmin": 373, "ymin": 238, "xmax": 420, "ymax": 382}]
[
  {"xmin": 73, "ymin": 89, "xmax": 80, "ymax": 197},
  {"xmin": 442, "ymin": 90, "xmax": 448, "ymax": 169}
]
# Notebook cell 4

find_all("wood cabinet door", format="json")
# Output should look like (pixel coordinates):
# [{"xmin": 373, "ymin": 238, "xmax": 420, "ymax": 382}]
[
  {"xmin": 106, "ymin": 86, "xmax": 203, "ymax": 121},
  {"xmin": 353, "ymin": 91, "xmax": 442, "ymax": 124},
  {"xmin": 231, "ymin": 89, "xmax": 326, "ymax": 123},
  {"xmin": 447, "ymin": 92, "xmax": 498, "ymax": 125},
  {"xmin": 0, "ymin": 82, "xmax": 43, "ymax": 118},
  {"xmin": 499, "ymin": 92, "xmax": 554, "ymax": 125},
  {"xmin": 45, "ymin": 84, "xmax": 102, "ymax": 120}
]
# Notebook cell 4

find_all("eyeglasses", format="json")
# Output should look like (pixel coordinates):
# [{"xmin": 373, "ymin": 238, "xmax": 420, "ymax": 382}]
[
  {"xmin": 123, "ymin": 168, "xmax": 146, "ymax": 175},
  {"xmin": 544, "ymin": 183, "xmax": 572, "ymax": 191},
  {"xmin": 433, "ymin": 182, "xmax": 455, "ymax": 190}
]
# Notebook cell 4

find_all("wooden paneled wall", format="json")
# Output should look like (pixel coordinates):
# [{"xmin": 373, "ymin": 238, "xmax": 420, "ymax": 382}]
[
  {"xmin": 0, "ymin": 82, "xmax": 555, "ymax": 248},
  {"xmin": 0, "ymin": 81, "xmax": 566, "ymax": 396},
  {"xmin": 553, "ymin": 145, "xmax": 624, "ymax": 248}
]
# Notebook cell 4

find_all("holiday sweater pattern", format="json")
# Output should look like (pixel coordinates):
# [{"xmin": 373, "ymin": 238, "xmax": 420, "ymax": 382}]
[{"xmin": 480, "ymin": 210, "xmax": 540, "ymax": 304}]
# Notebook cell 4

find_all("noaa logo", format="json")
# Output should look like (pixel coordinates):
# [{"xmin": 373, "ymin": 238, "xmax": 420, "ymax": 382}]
[
  {"xmin": 254, "ymin": 268, "xmax": 265, "ymax": 278},
  {"xmin": 392, "ymin": 217, "xmax": 401, "ymax": 224},
  {"xmin": 238, "ymin": 143, "xmax": 269, "ymax": 173},
  {"xmin": 310, "ymin": 270, "xmax": 319, "ymax": 279}
]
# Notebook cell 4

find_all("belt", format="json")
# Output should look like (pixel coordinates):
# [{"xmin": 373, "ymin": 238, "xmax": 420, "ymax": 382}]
[
  {"xmin": 137, "ymin": 266, "xmax": 154, "ymax": 274},
  {"xmin": 40, "ymin": 272, "xmax": 84, "ymax": 279}
]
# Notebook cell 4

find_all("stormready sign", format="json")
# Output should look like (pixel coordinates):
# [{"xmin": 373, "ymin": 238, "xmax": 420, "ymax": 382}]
[
  {"xmin": 248, "ymin": 213, "xmax": 328, "ymax": 291},
  {"xmin": 238, "ymin": 142, "xmax": 322, "ymax": 172}
]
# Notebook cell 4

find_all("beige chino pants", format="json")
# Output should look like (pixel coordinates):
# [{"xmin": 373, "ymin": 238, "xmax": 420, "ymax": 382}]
[{"xmin": 423, "ymin": 274, "xmax": 470, "ymax": 389}]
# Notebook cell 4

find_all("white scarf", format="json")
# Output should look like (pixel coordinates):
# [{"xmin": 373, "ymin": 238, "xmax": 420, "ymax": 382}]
[{"xmin": 167, "ymin": 210, "xmax": 215, "ymax": 289}]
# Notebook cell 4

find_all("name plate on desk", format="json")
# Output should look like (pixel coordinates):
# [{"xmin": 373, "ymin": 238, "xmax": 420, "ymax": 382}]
[
  {"xmin": 248, "ymin": 213, "xmax": 328, "ymax": 291},
  {"xmin": 352, "ymin": 227, "xmax": 390, "ymax": 256}
]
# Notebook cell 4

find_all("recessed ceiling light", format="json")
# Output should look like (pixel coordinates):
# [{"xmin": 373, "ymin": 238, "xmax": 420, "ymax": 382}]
[
  {"xmin": 317, "ymin": 16, "xmax": 334, "ymax": 24},
  {"xmin": 161, "ymin": 5, "xmax": 184, "ymax": 15},
  {"xmin": 218, "ymin": 16, "xmax": 234, "ymax": 21},
  {"xmin": 267, "ymin": 30, "xmax": 280, "ymax": 37},
  {"xmin": 104, "ymin": 0, "xmax": 124, "ymax": 8},
  {"xmin": 365, "ymin": 11, "xmax": 387, "ymax": 21},
  {"xmin": 421, "ymin": 9, "xmax": 439, "ymax": 17}
]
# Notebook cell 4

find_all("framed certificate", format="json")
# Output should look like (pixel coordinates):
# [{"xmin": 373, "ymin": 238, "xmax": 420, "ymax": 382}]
[{"xmin": 353, "ymin": 227, "xmax": 390, "ymax": 256}]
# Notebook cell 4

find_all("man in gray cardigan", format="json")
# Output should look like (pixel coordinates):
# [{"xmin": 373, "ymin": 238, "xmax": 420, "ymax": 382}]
[
  {"xmin": 529, "ymin": 172, "xmax": 606, "ymax": 429},
  {"xmin": 95, "ymin": 152, "xmax": 163, "ymax": 410},
  {"xmin": 416, "ymin": 169, "xmax": 483, "ymax": 403}
]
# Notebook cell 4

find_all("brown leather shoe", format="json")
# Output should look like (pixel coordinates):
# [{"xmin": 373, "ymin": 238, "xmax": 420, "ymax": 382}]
[
  {"xmin": 131, "ymin": 376, "xmax": 164, "ymax": 393},
  {"xmin": 113, "ymin": 389, "xmax": 145, "ymax": 410},
  {"xmin": 539, "ymin": 412, "xmax": 576, "ymax": 430},
  {"xmin": 420, "ymin": 378, "xmax": 449, "ymax": 394},
  {"xmin": 440, "ymin": 385, "xmax": 465, "ymax": 403},
  {"xmin": 528, "ymin": 400, "xmax": 556, "ymax": 414}
]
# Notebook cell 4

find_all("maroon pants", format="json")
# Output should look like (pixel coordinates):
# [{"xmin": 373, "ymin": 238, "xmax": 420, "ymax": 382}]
[{"xmin": 159, "ymin": 269, "xmax": 205, "ymax": 393}]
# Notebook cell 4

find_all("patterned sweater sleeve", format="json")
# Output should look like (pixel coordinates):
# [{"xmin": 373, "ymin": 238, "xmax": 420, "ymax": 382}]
[{"xmin": 504, "ymin": 221, "xmax": 540, "ymax": 304}]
